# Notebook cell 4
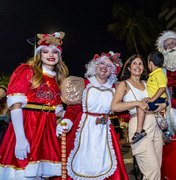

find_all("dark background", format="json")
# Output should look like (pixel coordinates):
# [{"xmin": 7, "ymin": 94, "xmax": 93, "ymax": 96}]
[{"xmin": 0, "ymin": 0, "xmax": 174, "ymax": 77}]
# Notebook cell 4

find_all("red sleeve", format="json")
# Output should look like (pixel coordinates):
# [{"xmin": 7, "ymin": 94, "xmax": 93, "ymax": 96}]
[
  {"xmin": 167, "ymin": 71, "xmax": 176, "ymax": 88},
  {"xmin": 7, "ymin": 64, "xmax": 34, "ymax": 95},
  {"xmin": 64, "ymin": 104, "xmax": 82, "ymax": 121}
]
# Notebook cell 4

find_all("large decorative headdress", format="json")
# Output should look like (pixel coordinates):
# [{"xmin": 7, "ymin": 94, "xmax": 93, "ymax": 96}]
[
  {"xmin": 92, "ymin": 51, "xmax": 123, "ymax": 75},
  {"xmin": 156, "ymin": 30, "xmax": 176, "ymax": 52},
  {"xmin": 35, "ymin": 31, "xmax": 65, "ymax": 54}
]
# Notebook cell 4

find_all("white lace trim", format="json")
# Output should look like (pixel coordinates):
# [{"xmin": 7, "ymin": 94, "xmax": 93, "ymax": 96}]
[
  {"xmin": 88, "ymin": 76, "xmax": 113, "ymax": 88},
  {"xmin": 67, "ymin": 116, "xmax": 117, "ymax": 180},
  {"xmin": 82, "ymin": 83, "xmax": 91, "ymax": 112},
  {"xmin": 82, "ymin": 83, "xmax": 115, "ymax": 113}
]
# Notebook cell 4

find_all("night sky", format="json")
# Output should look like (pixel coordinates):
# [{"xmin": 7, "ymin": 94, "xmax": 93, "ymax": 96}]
[{"xmin": 0, "ymin": 0, "xmax": 173, "ymax": 77}]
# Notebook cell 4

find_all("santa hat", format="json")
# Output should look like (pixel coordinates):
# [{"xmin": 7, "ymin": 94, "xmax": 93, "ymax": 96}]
[
  {"xmin": 35, "ymin": 32, "xmax": 65, "ymax": 54},
  {"xmin": 156, "ymin": 30, "xmax": 176, "ymax": 51}
]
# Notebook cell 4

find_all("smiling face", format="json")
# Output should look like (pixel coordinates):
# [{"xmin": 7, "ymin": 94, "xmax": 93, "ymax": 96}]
[
  {"xmin": 163, "ymin": 38, "xmax": 176, "ymax": 51},
  {"xmin": 128, "ymin": 57, "xmax": 144, "ymax": 77},
  {"xmin": 95, "ymin": 57, "xmax": 115, "ymax": 80},
  {"xmin": 40, "ymin": 46, "xmax": 60, "ymax": 70}
]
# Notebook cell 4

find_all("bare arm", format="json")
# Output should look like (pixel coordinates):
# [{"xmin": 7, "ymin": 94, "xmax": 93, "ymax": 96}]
[{"xmin": 111, "ymin": 81, "xmax": 148, "ymax": 112}]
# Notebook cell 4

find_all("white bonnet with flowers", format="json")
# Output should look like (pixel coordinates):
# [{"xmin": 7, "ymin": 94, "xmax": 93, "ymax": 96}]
[
  {"xmin": 85, "ymin": 51, "xmax": 123, "ymax": 84},
  {"xmin": 92, "ymin": 51, "xmax": 122, "ymax": 75}
]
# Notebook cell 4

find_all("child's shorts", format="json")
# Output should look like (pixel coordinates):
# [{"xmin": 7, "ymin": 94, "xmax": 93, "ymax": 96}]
[{"xmin": 148, "ymin": 97, "xmax": 165, "ymax": 111}]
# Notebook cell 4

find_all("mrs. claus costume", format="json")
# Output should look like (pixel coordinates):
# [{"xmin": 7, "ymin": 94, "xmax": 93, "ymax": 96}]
[{"xmin": 59, "ymin": 52, "xmax": 128, "ymax": 180}]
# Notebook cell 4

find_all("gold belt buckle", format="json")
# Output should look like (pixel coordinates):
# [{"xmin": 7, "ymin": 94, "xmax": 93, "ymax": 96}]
[{"xmin": 42, "ymin": 104, "xmax": 51, "ymax": 112}]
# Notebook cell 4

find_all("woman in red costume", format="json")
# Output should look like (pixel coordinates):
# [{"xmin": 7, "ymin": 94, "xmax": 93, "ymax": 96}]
[
  {"xmin": 0, "ymin": 31, "xmax": 69, "ymax": 179},
  {"xmin": 156, "ymin": 30, "xmax": 176, "ymax": 180},
  {"xmin": 57, "ymin": 51, "xmax": 129, "ymax": 180}
]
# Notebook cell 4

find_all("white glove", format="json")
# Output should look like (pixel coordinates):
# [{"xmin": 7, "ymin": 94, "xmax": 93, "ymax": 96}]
[
  {"xmin": 56, "ymin": 119, "xmax": 73, "ymax": 136},
  {"xmin": 55, "ymin": 104, "xmax": 64, "ymax": 115},
  {"xmin": 11, "ymin": 109, "xmax": 30, "ymax": 160}
]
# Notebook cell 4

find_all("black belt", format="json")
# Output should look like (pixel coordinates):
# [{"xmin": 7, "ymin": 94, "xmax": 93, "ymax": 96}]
[{"xmin": 23, "ymin": 102, "xmax": 55, "ymax": 113}]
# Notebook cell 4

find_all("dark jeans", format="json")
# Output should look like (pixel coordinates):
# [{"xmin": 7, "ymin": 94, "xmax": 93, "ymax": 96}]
[{"xmin": 148, "ymin": 97, "xmax": 165, "ymax": 111}]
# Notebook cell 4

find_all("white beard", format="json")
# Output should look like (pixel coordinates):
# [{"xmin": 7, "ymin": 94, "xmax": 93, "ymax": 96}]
[{"xmin": 162, "ymin": 48, "xmax": 176, "ymax": 71}]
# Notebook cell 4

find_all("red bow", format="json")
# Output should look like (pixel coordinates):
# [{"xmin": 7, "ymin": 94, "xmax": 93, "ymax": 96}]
[{"xmin": 96, "ymin": 115, "xmax": 108, "ymax": 125}]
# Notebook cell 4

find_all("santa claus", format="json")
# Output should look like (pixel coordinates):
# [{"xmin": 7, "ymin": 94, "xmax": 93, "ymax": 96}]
[
  {"xmin": 156, "ymin": 30, "xmax": 176, "ymax": 108},
  {"xmin": 156, "ymin": 30, "xmax": 176, "ymax": 180}
]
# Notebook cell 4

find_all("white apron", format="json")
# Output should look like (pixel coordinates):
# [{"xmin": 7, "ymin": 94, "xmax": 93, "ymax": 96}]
[{"xmin": 67, "ymin": 77, "xmax": 117, "ymax": 180}]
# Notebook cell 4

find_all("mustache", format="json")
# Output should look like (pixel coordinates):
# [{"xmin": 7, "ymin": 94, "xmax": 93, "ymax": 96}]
[{"xmin": 163, "ymin": 46, "xmax": 176, "ymax": 53}]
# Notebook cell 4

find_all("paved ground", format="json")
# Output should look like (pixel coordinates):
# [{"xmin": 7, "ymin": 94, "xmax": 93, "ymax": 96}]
[
  {"xmin": 121, "ymin": 143, "xmax": 136, "ymax": 180},
  {"xmin": 118, "ymin": 123, "xmax": 140, "ymax": 180}
]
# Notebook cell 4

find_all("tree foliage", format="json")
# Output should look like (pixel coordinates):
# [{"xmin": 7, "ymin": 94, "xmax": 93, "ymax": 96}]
[
  {"xmin": 107, "ymin": 3, "xmax": 163, "ymax": 56},
  {"xmin": 0, "ymin": 73, "xmax": 10, "ymax": 88}
]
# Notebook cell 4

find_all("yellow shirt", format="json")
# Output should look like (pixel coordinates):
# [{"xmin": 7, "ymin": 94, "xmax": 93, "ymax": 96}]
[{"xmin": 147, "ymin": 68, "xmax": 167, "ymax": 98}]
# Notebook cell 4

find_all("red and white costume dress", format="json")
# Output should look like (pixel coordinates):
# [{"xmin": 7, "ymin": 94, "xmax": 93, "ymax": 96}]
[
  {"xmin": 64, "ymin": 76, "xmax": 128, "ymax": 180},
  {"xmin": 0, "ymin": 64, "xmax": 63, "ymax": 179},
  {"xmin": 162, "ymin": 70, "xmax": 176, "ymax": 180}
]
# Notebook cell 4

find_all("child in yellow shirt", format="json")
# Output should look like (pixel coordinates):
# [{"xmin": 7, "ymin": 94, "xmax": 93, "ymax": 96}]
[{"xmin": 132, "ymin": 51, "xmax": 168, "ymax": 144}]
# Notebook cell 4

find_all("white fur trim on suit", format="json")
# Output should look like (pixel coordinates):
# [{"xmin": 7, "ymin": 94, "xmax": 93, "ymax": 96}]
[
  {"xmin": 35, "ymin": 45, "xmax": 61, "ymax": 55},
  {"xmin": 0, "ymin": 161, "xmax": 61, "ymax": 180},
  {"xmin": 7, "ymin": 94, "xmax": 27, "ymax": 108}
]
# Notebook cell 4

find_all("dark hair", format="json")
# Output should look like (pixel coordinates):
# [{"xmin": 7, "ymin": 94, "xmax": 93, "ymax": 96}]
[
  {"xmin": 148, "ymin": 51, "xmax": 164, "ymax": 67},
  {"xmin": 120, "ymin": 54, "xmax": 148, "ymax": 81},
  {"xmin": 0, "ymin": 87, "xmax": 7, "ymax": 114},
  {"xmin": 0, "ymin": 86, "xmax": 7, "ymax": 93}
]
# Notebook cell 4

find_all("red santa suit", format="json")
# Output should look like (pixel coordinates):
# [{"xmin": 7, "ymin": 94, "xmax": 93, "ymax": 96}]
[
  {"xmin": 155, "ymin": 30, "xmax": 176, "ymax": 180},
  {"xmin": 161, "ymin": 70, "xmax": 176, "ymax": 180},
  {"xmin": 0, "ymin": 64, "xmax": 63, "ymax": 179},
  {"xmin": 167, "ymin": 71, "xmax": 176, "ymax": 108}
]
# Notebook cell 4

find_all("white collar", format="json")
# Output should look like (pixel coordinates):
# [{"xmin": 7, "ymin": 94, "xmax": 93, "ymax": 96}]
[
  {"xmin": 88, "ymin": 76, "xmax": 113, "ymax": 88},
  {"xmin": 42, "ymin": 65, "xmax": 56, "ymax": 77}
]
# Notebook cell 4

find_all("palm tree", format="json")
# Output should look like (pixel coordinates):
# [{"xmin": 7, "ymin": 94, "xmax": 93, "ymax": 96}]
[
  {"xmin": 107, "ymin": 3, "xmax": 160, "ymax": 55},
  {"xmin": 0, "ymin": 73, "xmax": 10, "ymax": 89}
]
